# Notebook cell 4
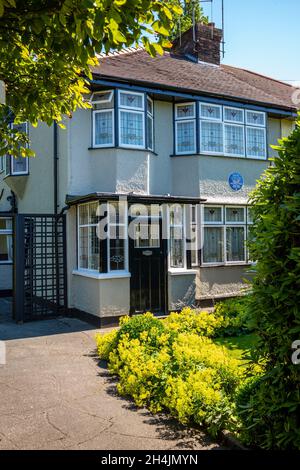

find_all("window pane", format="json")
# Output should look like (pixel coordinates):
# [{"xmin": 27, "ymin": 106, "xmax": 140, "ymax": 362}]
[
  {"xmin": 204, "ymin": 206, "xmax": 223, "ymax": 223},
  {"xmin": 170, "ymin": 226, "xmax": 184, "ymax": 268},
  {"xmin": 226, "ymin": 207, "xmax": 245, "ymax": 223},
  {"xmin": 0, "ymin": 234, "xmax": 12, "ymax": 262},
  {"xmin": 147, "ymin": 114, "xmax": 153, "ymax": 150},
  {"xmin": 226, "ymin": 227, "xmax": 245, "ymax": 262},
  {"xmin": 191, "ymin": 224, "xmax": 198, "ymax": 266},
  {"xmin": 79, "ymin": 205, "xmax": 89, "ymax": 225},
  {"xmin": 89, "ymin": 202, "xmax": 99, "ymax": 225},
  {"xmin": 147, "ymin": 97, "xmax": 153, "ymax": 115},
  {"xmin": 0, "ymin": 218, "xmax": 12, "ymax": 230},
  {"xmin": 110, "ymin": 238, "xmax": 125, "ymax": 270},
  {"xmin": 224, "ymin": 124, "xmax": 244, "ymax": 156},
  {"xmin": 224, "ymin": 107, "xmax": 244, "ymax": 123},
  {"xmin": 79, "ymin": 226, "xmax": 88, "ymax": 269},
  {"xmin": 92, "ymin": 90, "xmax": 113, "ymax": 104},
  {"xmin": 176, "ymin": 103, "xmax": 195, "ymax": 119},
  {"xmin": 12, "ymin": 156, "xmax": 27, "ymax": 174},
  {"xmin": 203, "ymin": 227, "xmax": 223, "ymax": 263},
  {"xmin": 94, "ymin": 111, "xmax": 113, "ymax": 146},
  {"xmin": 120, "ymin": 111, "xmax": 144, "ymax": 146},
  {"xmin": 89, "ymin": 226, "xmax": 100, "ymax": 270},
  {"xmin": 120, "ymin": 92, "xmax": 143, "ymax": 109},
  {"xmin": 176, "ymin": 121, "xmax": 195, "ymax": 153},
  {"xmin": 246, "ymin": 111, "xmax": 265, "ymax": 126},
  {"xmin": 246, "ymin": 127, "xmax": 266, "ymax": 158},
  {"xmin": 200, "ymin": 121, "xmax": 223, "ymax": 153},
  {"xmin": 200, "ymin": 104, "xmax": 221, "ymax": 120}
]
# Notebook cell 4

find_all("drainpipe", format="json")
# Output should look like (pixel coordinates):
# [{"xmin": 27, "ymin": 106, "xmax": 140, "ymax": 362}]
[{"xmin": 53, "ymin": 121, "xmax": 58, "ymax": 215}]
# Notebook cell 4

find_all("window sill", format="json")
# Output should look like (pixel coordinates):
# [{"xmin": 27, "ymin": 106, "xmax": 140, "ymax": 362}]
[
  {"xmin": 201, "ymin": 262, "xmax": 252, "ymax": 268},
  {"xmin": 72, "ymin": 269, "xmax": 131, "ymax": 280},
  {"xmin": 88, "ymin": 146, "xmax": 158, "ymax": 156},
  {"xmin": 0, "ymin": 261, "xmax": 13, "ymax": 265},
  {"xmin": 4, "ymin": 173, "xmax": 29, "ymax": 179},
  {"xmin": 170, "ymin": 153, "xmax": 268, "ymax": 161},
  {"xmin": 168, "ymin": 269, "xmax": 199, "ymax": 276}
]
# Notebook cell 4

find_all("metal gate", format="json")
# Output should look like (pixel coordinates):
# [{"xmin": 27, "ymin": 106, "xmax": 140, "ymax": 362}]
[{"xmin": 13, "ymin": 214, "xmax": 67, "ymax": 322}]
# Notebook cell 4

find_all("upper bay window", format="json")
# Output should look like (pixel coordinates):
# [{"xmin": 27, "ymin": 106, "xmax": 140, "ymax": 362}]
[
  {"xmin": 175, "ymin": 102, "xmax": 267, "ymax": 159},
  {"xmin": 92, "ymin": 89, "xmax": 154, "ymax": 151}
]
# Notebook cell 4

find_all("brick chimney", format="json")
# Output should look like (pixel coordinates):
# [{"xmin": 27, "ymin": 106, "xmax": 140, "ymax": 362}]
[{"xmin": 171, "ymin": 22, "xmax": 223, "ymax": 65}]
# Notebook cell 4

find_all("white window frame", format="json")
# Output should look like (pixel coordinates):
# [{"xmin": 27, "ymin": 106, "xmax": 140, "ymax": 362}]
[
  {"xmin": 118, "ymin": 90, "xmax": 144, "ymax": 111},
  {"xmin": 223, "ymin": 106, "xmax": 245, "ymax": 124},
  {"xmin": 246, "ymin": 110, "xmax": 266, "ymax": 127},
  {"xmin": 77, "ymin": 202, "xmax": 100, "ymax": 273},
  {"xmin": 200, "ymin": 119, "xmax": 224, "ymax": 155},
  {"xmin": 90, "ymin": 90, "xmax": 114, "ymax": 105},
  {"xmin": 175, "ymin": 102, "xmax": 196, "ymax": 120},
  {"xmin": 202, "ymin": 205, "xmax": 250, "ymax": 266},
  {"xmin": 246, "ymin": 125, "xmax": 267, "ymax": 160},
  {"xmin": 107, "ymin": 201, "xmax": 129, "ymax": 274},
  {"xmin": 203, "ymin": 205, "xmax": 224, "ymax": 225},
  {"xmin": 0, "ymin": 217, "xmax": 13, "ymax": 264},
  {"xmin": 190, "ymin": 205, "xmax": 199, "ymax": 267},
  {"xmin": 175, "ymin": 119, "xmax": 196, "ymax": 155},
  {"xmin": 200, "ymin": 102, "xmax": 222, "ymax": 121},
  {"xmin": 92, "ymin": 109, "xmax": 115, "ymax": 148},
  {"xmin": 168, "ymin": 204, "xmax": 187, "ymax": 270},
  {"xmin": 224, "ymin": 122, "xmax": 246, "ymax": 158},
  {"xmin": 119, "ymin": 108, "xmax": 145, "ymax": 149}
]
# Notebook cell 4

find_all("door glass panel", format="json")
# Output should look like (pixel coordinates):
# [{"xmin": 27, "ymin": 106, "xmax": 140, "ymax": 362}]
[{"xmin": 134, "ymin": 222, "xmax": 160, "ymax": 248}]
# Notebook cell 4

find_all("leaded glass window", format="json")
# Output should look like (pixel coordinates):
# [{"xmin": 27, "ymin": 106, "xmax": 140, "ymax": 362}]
[
  {"xmin": 200, "ymin": 121, "xmax": 223, "ymax": 153},
  {"xmin": 175, "ymin": 120, "xmax": 196, "ymax": 154},
  {"xmin": 246, "ymin": 127, "xmax": 266, "ymax": 159},
  {"xmin": 119, "ymin": 110, "xmax": 144, "ymax": 147},
  {"xmin": 224, "ymin": 124, "xmax": 245, "ymax": 156},
  {"xmin": 224, "ymin": 107, "xmax": 244, "ymax": 124},
  {"xmin": 200, "ymin": 103, "xmax": 222, "ymax": 120},
  {"xmin": 94, "ymin": 110, "xmax": 114, "ymax": 147}
]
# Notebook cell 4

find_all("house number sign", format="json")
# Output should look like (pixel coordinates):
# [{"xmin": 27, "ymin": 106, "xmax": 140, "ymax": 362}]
[{"xmin": 228, "ymin": 172, "xmax": 244, "ymax": 191}]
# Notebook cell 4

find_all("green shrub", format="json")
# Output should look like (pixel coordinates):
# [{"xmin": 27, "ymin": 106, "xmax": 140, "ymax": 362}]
[
  {"xmin": 96, "ymin": 311, "xmax": 244, "ymax": 438},
  {"xmin": 163, "ymin": 306, "xmax": 224, "ymax": 337},
  {"xmin": 240, "ymin": 122, "xmax": 300, "ymax": 449},
  {"xmin": 214, "ymin": 295, "xmax": 253, "ymax": 337}
]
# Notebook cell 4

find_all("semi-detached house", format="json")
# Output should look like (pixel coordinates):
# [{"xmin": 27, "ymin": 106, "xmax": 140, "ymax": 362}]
[{"xmin": 0, "ymin": 22, "xmax": 298, "ymax": 325}]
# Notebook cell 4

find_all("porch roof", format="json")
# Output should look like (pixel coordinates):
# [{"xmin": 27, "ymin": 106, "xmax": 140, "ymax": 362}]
[{"xmin": 66, "ymin": 192, "xmax": 206, "ymax": 206}]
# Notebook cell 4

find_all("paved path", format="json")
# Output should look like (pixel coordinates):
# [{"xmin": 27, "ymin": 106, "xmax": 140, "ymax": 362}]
[{"xmin": 0, "ymin": 303, "xmax": 220, "ymax": 450}]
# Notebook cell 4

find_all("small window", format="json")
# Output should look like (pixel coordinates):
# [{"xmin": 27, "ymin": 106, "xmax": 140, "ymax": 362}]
[
  {"xmin": 78, "ymin": 202, "xmax": 100, "ymax": 271},
  {"xmin": 175, "ymin": 103, "xmax": 196, "ymax": 120},
  {"xmin": 226, "ymin": 207, "xmax": 245, "ymax": 223},
  {"xmin": 224, "ymin": 124, "xmax": 245, "ymax": 157},
  {"xmin": 10, "ymin": 122, "xmax": 29, "ymax": 176},
  {"xmin": 0, "ymin": 218, "xmax": 13, "ymax": 263},
  {"xmin": 200, "ymin": 121, "xmax": 223, "ymax": 154},
  {"xmin": 226, "ymin": 227, "xmax": 246, "ymax": 262},
  {"xmin": 119, "ymin": 110, "xmax": 145, "ymax": 148},
  {"xmin": 175, "ymin": 120, "xmax": 196, "ymax": 154},
  {"xmin": 246, "ymin": 110, "xmax": 266, "ymax": 127},
  {"xmin": 91, "ymin": 90, "xmax": 114, "ymax": 105},
  {"xmin": 224, "ymin": 107, "xmax": 244, "ymax": 124},
  {"xmin": 169, "ymin": 205, "xmax": 185, "ymax": 269},
  {"xmin": 93, "ymin": 110, "xmax": 114, "ymax": 147},
  {"xmin": 203, "ymin": 227, "xmax": 223, "ymax": 264},
  {"xmin": 204, "ymin": 206, "xmax": 223, "ymax": 224},
  {"xmin": 246, "ymin": 127, "xmax": 266, "ymax": 159},
  {"xmin": 200, "ymin": 103, "xmax": 222, "ymax": 121},
  {"xmin": 119, "ymin": 90, "xmax": 144, "ymax": 111}
]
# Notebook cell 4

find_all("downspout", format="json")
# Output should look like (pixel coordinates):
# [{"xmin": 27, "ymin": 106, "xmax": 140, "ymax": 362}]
[{"xmin": 53, "ymin": 121, "xmax": 58, "ymax": 215}]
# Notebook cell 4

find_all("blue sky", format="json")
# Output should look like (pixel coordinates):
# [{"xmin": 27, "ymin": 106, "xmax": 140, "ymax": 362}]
[{"xmin": 201, "ymin": 0, "xmax": 300, "ymax": 85}]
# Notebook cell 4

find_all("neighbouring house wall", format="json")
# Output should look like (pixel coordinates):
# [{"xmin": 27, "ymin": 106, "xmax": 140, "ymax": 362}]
[{"xmin": 281, "ymin": 118, "xmax": 295, "ymax": 138}]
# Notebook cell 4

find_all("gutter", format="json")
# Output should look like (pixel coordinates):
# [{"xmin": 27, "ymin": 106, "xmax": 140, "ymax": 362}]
[{"xmin": 53, "ymin": 122, "xmax": 59, "ymax": 215}]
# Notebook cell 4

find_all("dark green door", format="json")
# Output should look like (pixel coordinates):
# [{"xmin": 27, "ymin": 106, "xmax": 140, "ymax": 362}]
[{"xmin": 129, "ymin": 217, "xmax": 167, "ymax": 315}]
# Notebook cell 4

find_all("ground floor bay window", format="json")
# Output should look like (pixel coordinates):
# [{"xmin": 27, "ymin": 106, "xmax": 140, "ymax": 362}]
[{"xmin": 202, "ymin": 205, "xmax": 252, "ymax": 265}]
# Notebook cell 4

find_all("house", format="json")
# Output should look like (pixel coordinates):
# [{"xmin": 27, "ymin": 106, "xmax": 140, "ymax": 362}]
[{"xmin": 0, "ymin": 22, "xmax": 297, "ymax": 325}]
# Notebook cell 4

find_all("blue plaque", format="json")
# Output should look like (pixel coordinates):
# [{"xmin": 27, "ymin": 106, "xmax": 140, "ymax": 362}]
[{"xmin": 228, "ymin": 172, "xmax": 244, "ymax": 191}]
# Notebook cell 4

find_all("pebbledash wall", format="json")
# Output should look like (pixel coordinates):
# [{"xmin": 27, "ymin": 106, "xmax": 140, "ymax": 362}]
[{"xmin": 0, "ymin": 99, "xmax": 294, "ymax": 319}]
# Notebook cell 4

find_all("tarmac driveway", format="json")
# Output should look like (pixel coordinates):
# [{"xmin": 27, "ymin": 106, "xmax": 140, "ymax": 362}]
[{"xmin": 0, "ymin": 303, "xmax": 220, "ymax": 450}]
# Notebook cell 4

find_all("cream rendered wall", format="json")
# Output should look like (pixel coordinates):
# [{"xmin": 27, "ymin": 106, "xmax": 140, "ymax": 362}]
[{"xmin": 168, "ymin": 273, "xmax": 197, "ymax": 310}]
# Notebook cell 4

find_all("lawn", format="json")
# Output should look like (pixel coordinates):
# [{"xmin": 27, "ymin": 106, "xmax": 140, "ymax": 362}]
[{"xmin": 214, "ymin": 333, "xmax": 259, "ymax": 362}]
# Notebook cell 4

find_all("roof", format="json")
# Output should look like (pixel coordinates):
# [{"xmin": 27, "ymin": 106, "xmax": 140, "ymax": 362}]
[
  {"xmin": 91, "ymin": 48, "xmax": 298, "ymax": 113},
  {"xmin": 66, "ymin": 192, "xmax": 206, "ymax": 206}
]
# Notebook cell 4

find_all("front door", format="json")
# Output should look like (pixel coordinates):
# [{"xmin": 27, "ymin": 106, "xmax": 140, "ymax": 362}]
[{"xmin": 129, "ymin": 215, "xmax": 167, "ymax": 315}]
